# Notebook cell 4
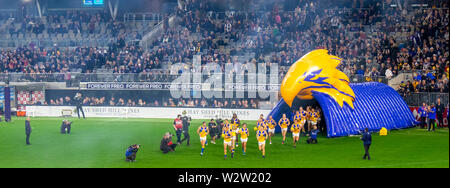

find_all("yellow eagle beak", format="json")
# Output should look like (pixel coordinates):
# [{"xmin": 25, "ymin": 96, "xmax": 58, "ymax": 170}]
[{"xmin": 280, "ymin": 49, "xmax": 355, "ymax": 109}]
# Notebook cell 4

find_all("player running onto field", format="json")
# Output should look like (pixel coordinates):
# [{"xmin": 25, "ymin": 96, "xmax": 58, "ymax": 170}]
[
  {"xmin": 267, "ymin": 116, "xmax": 276, "ymax": 144},
  {"xmin": 256, "ymin": 125, "xmax": 268, "ymax": 158},
  {"xmin": 310, "ymin": 108, "xmax": 318, "ymax": 132},
  {"xmin": 293, "ymin": 111, "xmax": 302, "ymax": 122},
  {"xmin": 278, "ymin": 113, "xmax": 290, "ymax": 144},
  {"xmin": 299, "ymin": 107, "xmax": 307, "ymax": 135},
  {"xmin": 256, "ymin": 118, "xmax": 267, "ymax": 131},
  {"xmin": 228, "ymin": 119, "xmax": 237, "ymax": 154},
  {"xmin": 197, "ymin": 122, "xmax": 209, "ymax": 156},
  {"xmin": 291, "ymin": 119, "xmax": 301, "ymax": 147},
  {"xmin": 237, "ymin": 123, "xmax": 249, "ymax": 155},
  {"xmin": 231, "ymin": 113, "xmax": 240, "ymax": 148},
  {"xmin": 222, "ymin": 124, "xmax": 234, "ymax": 159}
]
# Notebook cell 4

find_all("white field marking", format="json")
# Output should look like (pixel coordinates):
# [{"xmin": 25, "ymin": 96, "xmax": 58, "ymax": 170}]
[{"xmin": 360, "ymin": 160, "xmax": 449, "ymax": 168}]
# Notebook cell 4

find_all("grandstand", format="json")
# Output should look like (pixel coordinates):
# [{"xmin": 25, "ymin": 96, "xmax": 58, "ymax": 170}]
[
  {"xmin": 0, "ymin": 0, "xmax": 448, "ymax": 168},
  {"xmin": 1, "ymin": 0, "xmax": 448, "ymax": 112}
]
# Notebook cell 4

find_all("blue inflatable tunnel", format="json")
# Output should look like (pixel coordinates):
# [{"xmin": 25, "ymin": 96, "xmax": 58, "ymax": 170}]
[{"xmin": 268, "ymin": 82, "xmax": 416, "ymax": 137}]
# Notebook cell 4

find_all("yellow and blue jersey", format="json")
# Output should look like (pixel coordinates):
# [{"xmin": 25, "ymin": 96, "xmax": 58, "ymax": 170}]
[
  {"xmin": 291, "ymin": 123, "xmax": 301, "ymax": 133},
  {"xmin": 301, "ymin": 111, "xmax": 307, "ymax": 118},
  {"xmin": 310, "ymin": 112, "xmax": 318, "ymax": 122},
  {"xmin": 199, "ymin": 126, "xmax": 208, "ymax": 137},
  {"xmin": 239, "ymin": 128, "xmax": 249, "ymax": 139},
  {"xmin": 222, "ymin": 129, "xmax": 232, "ymax": 142},
  {"xmin": 231, "ymin": 118, "xmax": 240, "ymax": 128},
  {"xmin": 279, "ymin": 118, "xmax": 289, "ymax": 128},
  {"xmin": 230, "ymin": 123, "xmax": 238, "ymax": 131},
  {"xmin": 267, "ymin": 119, "xmax": 276, "ymax": 129},
  {"xmin": 294, "ymin": 113, "xmax": 302, "ymax": 122},
  {"xmin": 257, "ymin": 121, "xmax": 267, "ymax": 130},
  {"xmin": 224, "ymin": 122, "xmax": 231, "ymax": 130},
  {"xmin": 257, "ymin": 130, "xmax": 267, "ymax": 142}
]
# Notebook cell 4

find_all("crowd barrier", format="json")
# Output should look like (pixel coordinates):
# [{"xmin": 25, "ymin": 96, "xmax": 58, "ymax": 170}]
[{"xmin": 25, "ymin": 105, "xmax": 270, "ymax": 120}]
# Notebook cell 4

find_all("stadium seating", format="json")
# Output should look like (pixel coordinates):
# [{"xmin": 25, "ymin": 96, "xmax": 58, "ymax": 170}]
[{"xmin": 0, "ymin": 0, "xmax": 448, "ymax": 109}]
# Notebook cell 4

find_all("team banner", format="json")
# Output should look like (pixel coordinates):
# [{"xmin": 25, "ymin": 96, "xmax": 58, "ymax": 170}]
[
  {"xmin": 84, "ymin": 82, "xmax": 279, "ymax": 91},
  {"xmin": 26, "ymin": 106, "xmax": 271, "ymax": 120}
]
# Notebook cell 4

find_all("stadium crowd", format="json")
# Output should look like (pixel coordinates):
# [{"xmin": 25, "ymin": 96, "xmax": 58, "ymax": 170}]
[{"xmin": 1, "ymin": 10, "xmax": 128, "ymax": 37}]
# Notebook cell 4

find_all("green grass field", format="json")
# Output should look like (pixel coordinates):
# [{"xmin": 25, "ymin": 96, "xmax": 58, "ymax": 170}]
[{"xmin": 0, "ymin": 117, "xmax": 448, "ymax": 168}]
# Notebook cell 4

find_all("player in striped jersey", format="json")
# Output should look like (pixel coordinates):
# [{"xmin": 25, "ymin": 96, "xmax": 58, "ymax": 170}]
[
  {"xmin": 231, "ymin": 114, "xmax": 240, "ymax": 148},
  {"xmin": 293, "ymin": 111, "xmax": 302, "ymax": 122},
  {"xmin": 256, "ymin": 125, "xmax": 268, "ymax": 158},
  {"xmin": 278, "ymin": 113, "xmax": 290, "ymax": 145},
  {"xmin": 256, "ymin": 118, "xmax": 267, "ymax": 131},
  {"xmin": 291, "ymin": 119, "xmax": 301, "ymax": 148},
  {"xmin": 267, "ymin": 116, "xmax": 276, "ymax": 144},
  {"xmin": 310, "ymin": 108, "xmax": 318, "ymax": 132},
  {"xmin": 237, "ymin": 123, "xmax": 249, "ymax": 155},
  {"xmin": 196, "ymin": 122, "xmax": 209, "ymax": 156},
  {"xmin": 222, "ymin": 124, "xmax": 233, "ymax": 159}
]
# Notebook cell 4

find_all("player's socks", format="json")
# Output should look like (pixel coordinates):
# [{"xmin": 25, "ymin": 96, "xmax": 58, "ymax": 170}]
[{"xmin": 224, "ymin": 154, "xmax": 227, "ymax": 159}]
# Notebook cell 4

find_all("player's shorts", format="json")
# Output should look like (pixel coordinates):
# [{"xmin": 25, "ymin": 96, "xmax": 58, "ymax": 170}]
[
  {"xmin": 240, "ymin": 138, "xmax": 248, "ymax": 143},
  {"xmin": 231, "ymin": 136, "xmax": 236, "ymax": 140},
  {"xmin": 235, "ymin": 129, "xmax": 240, "ymax": 133},
  {"xmin": 258, "ymin": 141, "xmax": 266, "ymax": 146},
  {"xmin": 224, "ymin": 140, "xmax": 231, "ymax": 146},
  {"xmin": 311, "ymin": 121, "xmax": 317, "ymax": 125},
  {"xmin": 282, "ymin": 128, "xmax": 287, "ymax": 132},
  {"xmin": 268, "ymin": 128, "xmax": 275, "ymax": 134},
  {"xmin": 292, "ymin": 132, "xmax": 299, "ymax": 137},
  {"xmin": 200, "ymin": 136, "xmax": 207, "ymax": 142}
]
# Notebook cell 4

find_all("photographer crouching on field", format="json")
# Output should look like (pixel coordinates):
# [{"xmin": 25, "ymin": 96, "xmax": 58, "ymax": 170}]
[
  {"xmin": 60, "ymin": 120, "xmax": 73, "ymax": 134},
  {"xmin": 125, "ymin": 144, "xmax": 140, "ymax": 162},
  {"xmin": 160, "ymin": 132, "xmax": 177, "ymax": 154}
]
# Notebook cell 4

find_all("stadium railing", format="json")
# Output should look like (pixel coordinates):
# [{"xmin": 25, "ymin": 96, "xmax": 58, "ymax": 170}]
[
  {"xmin": 402, "ymin": 92, "xmax": 449, "ymax": 107},
  {"xmin": 348, "ymin": 75, "xmax": 389, "ymax": 84},
  {"xmin": 0, "ymin": 72, "xmax": 279, "ymax": 84},
  {"xmin": 1, "ymin": 73, "xmax": 390, "ymax": 84},
  {"xmin": 123, "ymin": 12, "xmax": 163, "ymax": 23}
]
